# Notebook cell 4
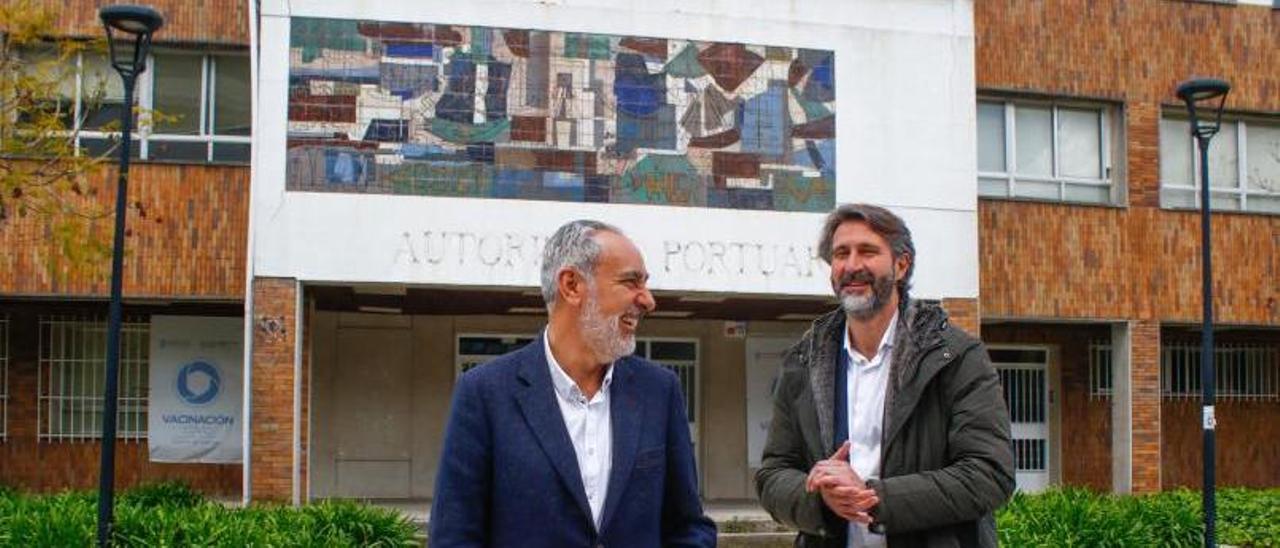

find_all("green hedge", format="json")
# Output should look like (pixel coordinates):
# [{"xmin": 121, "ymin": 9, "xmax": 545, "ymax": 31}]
[
  {"xmin": 997, "ymin": 487, "xmax": 1280, "ymax": 547},
  {"xmin": 0, "ymin": 483, "xmax": 418, "ymax": 547}
]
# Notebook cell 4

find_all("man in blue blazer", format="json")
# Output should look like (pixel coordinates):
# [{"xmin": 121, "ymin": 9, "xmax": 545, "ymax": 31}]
[{"xmin": 430, "ymin": 220, "xmax": 717, "ymax": 547}]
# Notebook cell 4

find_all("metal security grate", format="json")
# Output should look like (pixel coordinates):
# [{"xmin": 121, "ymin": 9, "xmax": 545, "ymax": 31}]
[
  {"xmin": 1161, "ymin": 342, "xmax": 1279, "ymax": 400},
  {"xmin": 998, "ymin": 367, "xmax": 1048, "ymax": 424},
  {"xmin": 1, "ymin": 315, "xmax": 8, "ymax": 440},
  {"xmin": 37, "ymin": 316, "xmax": 150, "ymax": 441},
  {"xmin": 1013, "ymin": 439, "xmax": 1047, "ymax": 472},
  {"xmin": 991, "ymin": 346, "xmax": 1050, "ymax": 492}
]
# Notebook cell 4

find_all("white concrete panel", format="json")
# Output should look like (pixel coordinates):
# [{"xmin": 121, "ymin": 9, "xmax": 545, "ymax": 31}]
[
  {"xmin": 257, "ymin": 195, "xmax": 976, "ymax": 298},
  {"xmin": 266, "ymin": 0, "xmax": 973, "ymax": 38},
  {"xmin": 252, "ymin": 0, "xmax": 978, "ymax": 297}
]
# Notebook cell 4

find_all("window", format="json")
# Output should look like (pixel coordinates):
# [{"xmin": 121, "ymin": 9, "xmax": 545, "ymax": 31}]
[
  {"xmin": 1161, "ymin": 342, "xmax": 1278, "ymax": 400},
  {"xmin": 978, "ymin": 99, "xmax": 1119, "ymax": 204},
  {"xmin": 1090, "ymin": 340, "xmax": 1279, "ymax": 401},
  {"xmin": 17, "ymin": 46, "xmax": 251, "ymax": 164},
  {"xmin": 1, "ymin": 315, "xmax": 8, "ymax": 440},
  {"xmin": 147, "ymin": 52, "xmax": 252, "ymax": 163},
  {"xmin": 1089, "ymin": 340, "xmax": 1112, "ymax": 399},
  {"xmin": 1160, "ymin": 115, "xmax": 1280, "ymax": 214},
  {"xmin": 38, "ymin": 316, "xmax": 149, "ymax": 441}
]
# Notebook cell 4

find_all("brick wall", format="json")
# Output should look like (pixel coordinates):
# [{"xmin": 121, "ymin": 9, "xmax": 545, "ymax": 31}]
[
  {"xmin": 976, "ymin": 0, "xmax": 1280, "ymax": 325},
  {"xmin": 941, "ymin": 298, "xmax": 980, "ymax": 338},
  {"xmin": 249, "ymin": 278, "xmax": 297, "ymax": 502},
  {"xmin": 0, "ymin": 163, "xmax": 249, "ymax": 300},
  {"xmin": 979, "ymin": 202, "xmax": 1280, "ymax": 324},
  {"xmin": 1130, "ymin": 320, "xmax": 1161, "ymax": 493},
  {"xmin": 34, "ymin": 0, "xmax": 249, "ymax": 47},
  {"xmin": 0, "ymin": 307, "xmax": 239, "ymax": 494}
]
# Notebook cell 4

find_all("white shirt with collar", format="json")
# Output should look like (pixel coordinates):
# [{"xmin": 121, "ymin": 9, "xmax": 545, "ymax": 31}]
[
  {"xmin": 543, "ymin": 330, "xmax": 614, "ymax": 530},
  {"xmin": 842, "ymin": 311, "xmax": 897, "ymax": 548}
]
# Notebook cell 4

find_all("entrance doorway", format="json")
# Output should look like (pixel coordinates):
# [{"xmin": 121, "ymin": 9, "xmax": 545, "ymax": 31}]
[{"xmin": 990, "ymin": 346, "xmax": 1052, "ymax": 493}]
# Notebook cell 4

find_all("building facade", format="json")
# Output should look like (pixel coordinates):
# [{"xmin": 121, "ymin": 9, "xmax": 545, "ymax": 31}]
[{"xmin": 0, "ymin": 0, "xmax": 1276, "ymax": 505}]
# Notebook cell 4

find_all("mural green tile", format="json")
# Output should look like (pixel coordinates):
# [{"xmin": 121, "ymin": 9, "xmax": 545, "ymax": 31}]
[{"xmin": 286, "ymin": 17, "xmax": 835, "ymax": 212}]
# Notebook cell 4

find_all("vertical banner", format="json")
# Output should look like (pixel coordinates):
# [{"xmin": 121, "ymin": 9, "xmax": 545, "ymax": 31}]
[{"xmin": 149, "ymin": 316, "xmax": 245, "ymax": 463}]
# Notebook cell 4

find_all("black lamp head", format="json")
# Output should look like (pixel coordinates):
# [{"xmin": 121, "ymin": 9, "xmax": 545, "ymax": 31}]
[
  {"xmin": 99, "ymin": 5, "xmax": 165, "ymax": 36},
  {"xmin": 99, "ymin": 5, "xmax": 164, "ymax": 77},
  {"xmin": 1176, "ymin": 78, "xmax": 1230, "ymax": 104},
  {"xmin": 1175, "ymin": 77, "xmax": 1230, "ymax": 140}
]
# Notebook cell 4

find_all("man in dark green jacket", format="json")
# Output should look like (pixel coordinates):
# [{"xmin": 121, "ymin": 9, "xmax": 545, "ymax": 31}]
[{"xmin": 756, "ymin": 203, "xmax": 1015, "ymax": 547}]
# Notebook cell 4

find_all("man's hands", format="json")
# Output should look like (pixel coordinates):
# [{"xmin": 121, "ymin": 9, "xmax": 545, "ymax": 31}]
[{"xmin": 805, "ymin": 441, "xmax": 879, "ymax": 524}]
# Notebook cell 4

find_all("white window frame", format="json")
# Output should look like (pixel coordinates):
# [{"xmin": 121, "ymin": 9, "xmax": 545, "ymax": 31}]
[
  {"xmin": 1159, "ymin": 114, "xmax": 1280, "ymax": 214},
  {"xmin": 25, "ymin": 47, "xmax": 251, "ymax": 164},
  {"xmin": 37, "ymin": 315, "xmax": 149, "ymax": 442},
  {"xmin": 142, "ymin": 49, "xmax": 252, "ymax": 163},
  {"xmin": 978, "ymin": 97, "xmax": 1120, "ymax": 205}
]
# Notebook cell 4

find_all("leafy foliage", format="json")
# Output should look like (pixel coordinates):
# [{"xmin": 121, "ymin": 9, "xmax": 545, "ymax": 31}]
[
  {"xmin": 0, "ymin": 483, "xmax": 420, "ymax": 547},
  {"xmin": 997, "ymin": 487, "xmax": 1280, "ymax": 547},
  {"xmin": 0, "ymin": 1, "xmax": 121, "ymax": 271}
]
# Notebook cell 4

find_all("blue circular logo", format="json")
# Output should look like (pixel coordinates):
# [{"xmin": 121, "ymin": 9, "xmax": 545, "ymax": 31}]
[{"xmin": 177, "ymin": 360, "xmax": 222, "ymax": 406}]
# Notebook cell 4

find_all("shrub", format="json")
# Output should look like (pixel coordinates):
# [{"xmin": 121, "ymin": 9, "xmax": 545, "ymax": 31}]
[
  {"xmin": 0, "ymin": 484, "xmax": 419, "ymax": 547},
  {"xmin": 997, "ymin": 487, "xmax": 1279, "ymax": 548}
]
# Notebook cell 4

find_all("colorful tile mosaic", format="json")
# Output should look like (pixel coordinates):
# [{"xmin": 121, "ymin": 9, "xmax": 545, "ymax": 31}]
[{"xmin": 286, "ymin": 18, "xmax": 836, "ymax": 212}]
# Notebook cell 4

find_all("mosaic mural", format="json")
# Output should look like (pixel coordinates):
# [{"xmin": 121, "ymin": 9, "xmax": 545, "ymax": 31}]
[{"xmin": 286, "ymin": 18, "xmax": 836, "ymax": 212}]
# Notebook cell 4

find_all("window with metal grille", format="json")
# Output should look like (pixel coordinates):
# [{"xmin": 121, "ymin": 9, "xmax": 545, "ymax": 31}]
[
  {"xmin": 38, "ymin": 316, "xmax": 150, "ymax": 441},
  {"xmin": 1161, "ymin": 342, "xmax": 1279, "ymax": 400},
  {"xmin": 1089, "ymin": 341, "xmax": 1113, "ymax": 398},
  {"xmin": 1, "ymin": 315, "xmax": 9, "ymax": 440},
  {"xmin": 1090, "ymin": 341, "xmax": 1278, "ymax": 400}
]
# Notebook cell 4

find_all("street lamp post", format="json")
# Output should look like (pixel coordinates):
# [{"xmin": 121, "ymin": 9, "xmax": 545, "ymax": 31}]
[
  {"xmin": 97, "ymin": 6, "xmax": 163, "ymax": 547},
  {"xmin": 1175, "ymin": 77, "xmax": 1230, "ymax": 548}
]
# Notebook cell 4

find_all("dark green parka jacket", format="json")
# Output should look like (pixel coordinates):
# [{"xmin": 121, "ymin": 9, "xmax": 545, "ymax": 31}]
[{"xmin": 755, "ymin": 301, "xmax": 1015, "ymax": 547}]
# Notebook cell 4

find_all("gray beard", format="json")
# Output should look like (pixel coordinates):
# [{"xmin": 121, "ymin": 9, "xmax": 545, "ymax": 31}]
[
  {"xmin": 580, "ymin": 291, "xmax": 636, "ymax": 363},
  {"xmin": 839, "ymin": 273, "xmax": 895, "ymax": 320}
]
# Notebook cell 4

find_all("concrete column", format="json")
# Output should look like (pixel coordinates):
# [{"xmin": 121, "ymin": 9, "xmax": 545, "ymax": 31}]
[
  {"xmin": 1110, "ymin": 323, "xmax": 1132, "ymax": 493},
  {"xmin": 249, "ymin": 277, "xmax": 301, "ymax": 503},
  {"xmin": 1111, "ymin": 320, "xmax": 1162, "ymax": 493}
]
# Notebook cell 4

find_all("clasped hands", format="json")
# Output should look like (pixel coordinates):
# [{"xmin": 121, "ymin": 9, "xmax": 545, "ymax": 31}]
[{"xmin": 805, "ymin": 441, "xmax": 879, "ymax": 524}]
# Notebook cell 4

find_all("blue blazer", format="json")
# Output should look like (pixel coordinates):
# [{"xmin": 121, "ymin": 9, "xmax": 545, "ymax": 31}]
[{"xmin": 429, "ymin": 336, "xmax": 717, "ymax": 547}]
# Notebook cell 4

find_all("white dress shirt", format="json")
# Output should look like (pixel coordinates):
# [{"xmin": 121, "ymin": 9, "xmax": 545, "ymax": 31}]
[
  {"xmin": 544, "ymin": 331, "xmax": 614, "ymax": 530},
  {"xmin": 842, "ymin": 312, "xmax": 896, "ymax": 548}
]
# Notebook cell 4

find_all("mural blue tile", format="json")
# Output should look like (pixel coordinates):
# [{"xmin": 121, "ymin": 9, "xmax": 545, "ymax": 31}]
[{"xmin": 287, "ymin": 18, "xmax": 836, "ymax": 212}]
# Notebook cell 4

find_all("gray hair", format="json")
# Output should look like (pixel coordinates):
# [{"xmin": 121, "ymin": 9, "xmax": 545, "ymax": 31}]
[
  {"xmin": 817, "ymin": 203, "xmax": 916, "ymax": 305},
  {"xmin": 540, "ymin": 219, "xmax": 623, "ymax": 310}
]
